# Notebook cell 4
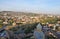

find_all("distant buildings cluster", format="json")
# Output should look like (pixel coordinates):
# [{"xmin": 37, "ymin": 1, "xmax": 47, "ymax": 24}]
[{"xmin": 0, "ymin": 13, "xmax": 60, "ymax": 29}]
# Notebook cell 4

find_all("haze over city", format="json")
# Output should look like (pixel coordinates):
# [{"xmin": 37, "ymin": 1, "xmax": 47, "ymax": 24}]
[{"xmin": 0, "ymin": 0, "xmax": 60, "ymax": 14}]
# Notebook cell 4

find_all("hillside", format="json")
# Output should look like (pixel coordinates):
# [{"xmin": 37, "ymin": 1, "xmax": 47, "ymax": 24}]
[{"xmin": 0, "ymin": 11, "xmax": 40, "ymax": 16}]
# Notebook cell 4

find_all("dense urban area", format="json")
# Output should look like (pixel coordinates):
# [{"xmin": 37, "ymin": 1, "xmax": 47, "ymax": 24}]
[{"xmin": 0, "ymin": 11, "xmax": 60, "ymax": 39}]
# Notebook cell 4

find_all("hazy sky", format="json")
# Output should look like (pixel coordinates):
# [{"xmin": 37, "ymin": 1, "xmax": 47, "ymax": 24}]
[{"xmin": 0, "ymin": 0, "xmax": 60, "ymax": 14}]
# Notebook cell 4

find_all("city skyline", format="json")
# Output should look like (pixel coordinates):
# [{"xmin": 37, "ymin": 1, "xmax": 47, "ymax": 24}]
[{"xmin": 0, "ymin": 0, "xmax": 60, "ymax": 14}]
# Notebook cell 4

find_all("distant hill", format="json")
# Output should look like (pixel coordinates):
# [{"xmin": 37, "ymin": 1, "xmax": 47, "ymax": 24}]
[{"xmin": 0, "ymin": 11, "xmax": 40, "ymax": 16}]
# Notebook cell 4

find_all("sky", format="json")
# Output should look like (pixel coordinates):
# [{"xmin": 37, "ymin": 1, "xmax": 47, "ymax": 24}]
[{"xmin": 0, "ymin": 0, "xmax": 60, "ymax": 14}]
